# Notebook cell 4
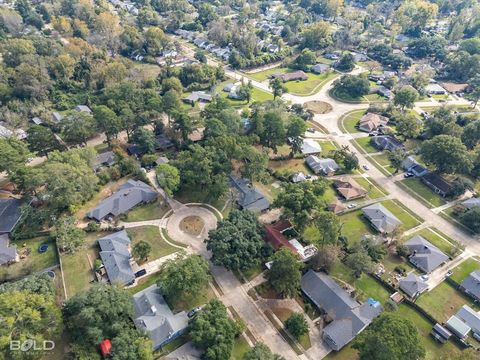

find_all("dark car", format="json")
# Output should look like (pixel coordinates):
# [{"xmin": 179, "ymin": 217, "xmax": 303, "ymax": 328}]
[
  {"xmin": 135, "ymin": 269, "xmax": 147, "ymax": 278},
  {"xmin": 187, "ymin": 307, "xmax": 202, "ymax": 318},
  {"xmin": 404, "ymin": 172, "xmax": 414, "ymax": 178}
]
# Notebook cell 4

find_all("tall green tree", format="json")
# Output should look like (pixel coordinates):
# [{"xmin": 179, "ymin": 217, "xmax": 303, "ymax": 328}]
[
  {"xmin": 244, "ymin": 343, "xmax": 285, "ymax": 360},
  {"xmin": 132, "ymin": 241, "xmax": 151, "ymax": 262},
  {"xmin": 155, "ymin": 163, "xmax": 180, "ymax": 196},
  {"xmin": 269, "ymin": 77, "xmax": 286, "ymax": 99},
  {"xmin": 54, "ymin": 216, "xmax": 85, "ymax": 254},
  {"xmin": 0, "ymin": 137, "xmax": 30, "ymax": 175},
  {"xmin": 394, "ymin": 86, "xmax": 419, "ymax": 110},
  {"xmin": 395, "ymin": 114, "xmax": 422, "ymax": 139},
  {"xmin": 239, "ymin": 146, "xmax": 269, "ymax": 183},
  {"xmin": 260, "ymin": 111, "xmax": 286, "ymax": 153},
  {"xmin": 314, "ymin": 211, "xmax": 342, "ymax": 247},
  {"xmin": 93, "ymin": 105, "xmax": 122, "ymax": 146},
  {"xmin": 421, "ymin": 135, "xmax": 473, "ymax": 174},
  {"xmin": 286, "ymin": 117, "xmax": 308, "ymax": 156},
  {"xmin": 27, "ymin": 125, "xmax": 61, "ymax": 158},
  {"xmin": 132, "ymin": 128, "xmax": 156, "ymax": 154},
  {"xmin": 265, "ymin": 248, "xmax": 303, "ymax": 298},
  {"xmin": 285, "ymin": 313, "xmax": 309, "ymax": 339},
  {"xmin": 60, "ymin": 111, "xmax": 96, "ymax": 146}
]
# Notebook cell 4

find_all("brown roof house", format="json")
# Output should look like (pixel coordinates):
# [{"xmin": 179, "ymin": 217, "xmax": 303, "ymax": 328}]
[
  {"xmin": 333, "ymin": 177, "xmax": 368, "ymax": 201},
  {"xmin": 272, "ymin": 71, "xmax": 308, "ymax": 82},
  {"xmin": 358, "ymin": 113, "xmax": 389, "ymax": 133}
]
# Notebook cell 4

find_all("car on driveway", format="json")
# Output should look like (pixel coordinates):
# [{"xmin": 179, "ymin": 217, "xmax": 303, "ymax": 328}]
[
  {"xmin": 420, "ymin": 274, "xmax": 429, "ymax": 281},
  {"xmin": 347, "ymin": 203, "xmax": 357, "ymax": 209},
  {"xmin": 363, "ymin": 164, "xmax": 370, "ymax": 170},
  {"xmin": 404, "ymin": 172, "xmax": 414, "ymax": 178},
  {"xmin": 307, "ymin": 128, "xmax": 316, "ymax": 133},
  {"xmin": 187, "ymin": 307, "xmax": 202, "ymax": 318},
  {"xmin": 446, "ymin": 270, "xmax": 453, "ymax": 277}
]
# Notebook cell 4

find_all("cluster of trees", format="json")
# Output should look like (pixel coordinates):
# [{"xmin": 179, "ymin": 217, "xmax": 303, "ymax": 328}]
[{"xmin": 332, "ymin": 75, "xmax": 370, "ymax": 99}]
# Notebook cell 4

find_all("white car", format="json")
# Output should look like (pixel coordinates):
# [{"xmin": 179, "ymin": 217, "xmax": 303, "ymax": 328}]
[
  {"xmin": 420, "ymin": 274, "xmax": 429, "ymax": 281},
  {"xmin": 347, "ymin": 203, "xmax": 357, "ymax": 209},
  {"xmin": 362, "ymin": 164, "xmax": 370, "ymax": 170}
]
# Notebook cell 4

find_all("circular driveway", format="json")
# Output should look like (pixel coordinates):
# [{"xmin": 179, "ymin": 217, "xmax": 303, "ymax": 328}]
[{"xmin": 165, "ymin": 205, "xmax": 218, "ymax": 251}]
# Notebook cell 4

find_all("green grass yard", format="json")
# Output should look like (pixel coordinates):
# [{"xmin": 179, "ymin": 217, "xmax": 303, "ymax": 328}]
[
  {"xmin": 318, "ymin": 140, "xmax": 339, "ymax": 157},
  {"xmin": 247, "ymin": 67, "xmax": 288, "ymax": 82},
  {"xmin": 230, "ymin": 335, "xmax": 251, "ymax": 360},
  {"xmin": 354, "ymin": 177, "xmax": 388, "ymax": 199},
  {"xmin": 405, "ymin": 228, "xmax": 462, "ymax": 258},
  {"xmin": 353, "ymin": 137, "xmax": 378, "ymax": 154},
  {"xmin": 125, "ymin": 199, "xmax": 170, "ymax": 222},
  {"xmin": 126, "ymin": 226, "xmax": 179, "ymax": 261},
  {"xmin": 450, "ymin": 258, "xmax": 480, "ymax": 283},
  {"xmin": 340, "ymin": 110, "xmax": 366, "ymax": 133},
  {"xmin": 398, "ymin": 178, "xmax": 446, "ymax": 208},
  {"xmin": 271, "ymin": 307, "xmax": 312, "ymax": 350},
  {"xmin": 380, "ymin": 199, "xmax": 423, "ymax": 230},
  {"xmin": 284, "ymin": 71, "xmax": 338, "ymax": 96},
  {"xmin": 339, "ymin": 209, "xmax": 376, "ymax": 243}
]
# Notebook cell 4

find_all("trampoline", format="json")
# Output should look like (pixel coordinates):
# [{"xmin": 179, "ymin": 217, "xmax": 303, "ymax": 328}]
[{"xmin": 38, "ymin": 243, "xmax": 49, "ymax": 253}]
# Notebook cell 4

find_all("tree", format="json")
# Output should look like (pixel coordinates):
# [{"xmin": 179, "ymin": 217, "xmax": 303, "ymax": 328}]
[
  {"xmin": 0, "ymin": 137, "xmax": 30, "ymax": 175},
  {"xmin": 353, "ymin": 313, "xmax": 426, "ymax": 360},
  {"xmin": 293, "ymin": 49, "xmax": 317, "ymax": 71},
  {"xmin": 285, "ymin": 313, "xmax": 309, "ymax": 339},
  {"xmin": 265, "ymin": 248, "xmax": 303, "ymax": 298},
  {"xmin": 333, "ymin": 75, "xmax": 370, "ymax": 98},
  {"xmin": 300, "ymin": 21, "xmax": 333, "ymax": 50},
  {"xmin": 395, "ymin": 0, "xmax": 438, "ymax": 36},
  {"xmin": 244, "ymin": 343, "xmax": 285, "ymax": 360},
  {"xmin": 159, "ymin": 254, "xmax": 210, "ymax": 301},
  {"xmin": 132, "ymin": 128, "xmax": 156, "ymax": 154},
  {"xmin": 269, "ymin": 77, "xmax": 286, "ymax": 99},
  {"xmin": 60, "ymin": 111, "xmax": 96, "ymax": 146},
  {"xmin": 195, "ymin": 49, "xmax": 207, "ymax": 63},
  {"xmin": 94, "ymin": 105, "xmax": 122, "ymax": 146},
  {"xmin": 311, "ymin": 244, "xmax": 341, "ymax": 271},
  {"xmin": 155, "ymin": 164, "xmax": 180, "ymax": 196},
  {"xmin": 395, "ymin": 114, "xmax": 422, "ymax": 139},
  {"xmin": 172, "ymin": 111, "xmax": 196, "ymax": 142},
  {"xmin": 287, "ymin": 117, "xmax": 308, "ymax": 156},
  {"xmin": 162, "ymin": 89, "xmax": 181, "ymax": 125},
  {"xmin": 189, "ymin": 299, "xmax": 239, "ymax": 360},
  {"xmin": 331, "ymin": 146, "xmax": 359, "ymax": 172},
  {"xmin": 345, "ymin": 250, "xmax": 375, "ymax": 278},
  {"xmin": 394, "ymin": 86, "xmax": 419, "ymax": 110},
  {"xmin": 64, "ymin": 284, "xmax": 153, "ymax": 360},
  {"xmin": 467, "ymin": 75, "xmax": 480, "ymax": 108},
  {"xmin": 132, "ymin": 241, "xmax": 151, "ymax": 262},
  {"xmin": 421, "ymin": 135, "xmax": 473, "ymax": 174},
  {"xmin": 314, "ymin": 211, "xmax": 342, "ymax": 247},
  {"xmin": 236, "ymin": 82, "xmax": 253, "ymax": 103},
  {"xmin": 54, "ymin": 216, "xmax": 85, "ymax": 254},
  {"xmin": 388, "ymin": 149, "xmax": 406, "ymax": 174},
  {"xmin": 27, "ymin": 125, "xmax": 61, "ymax": 157},
  {"xmin": 0, "ymin": 290, "xmax": 62, "ymax": 359},
  {"xmin": 462, "ymin": 121, "xmax": 480, "ymax": 149},
  {"xmin": 273, "ymin": 180, "xmax": 328, "ymax": 230},
  {"xmin": 448, "ymin": 177, "xmax": 473, "ymax": 198},
  {"xmin": 460, "ymin": 207, "xmax": 480, "ymax": 233},
  {"xmin": 206, "ymin": 210, "xmax": 265, "ymax": 271},
  {"xmin": 239, "ymin": 146, "xmax": 269, "ymax": 183},
  {"xmin": 259, "ymin": 111, "xmax": 286, "ymax": 153},
  {"xmin": 396, "ymin": 244, "xmax": 411, "ymax": 258},
  {"xmin": 335, "ymin": 53, "xmax": 355, "ymax": 72}
]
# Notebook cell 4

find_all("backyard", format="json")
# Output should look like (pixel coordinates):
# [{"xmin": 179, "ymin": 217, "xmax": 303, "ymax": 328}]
[{"xmin": 338, "ymin": 209, "xmax": 375, "ymax": 243}]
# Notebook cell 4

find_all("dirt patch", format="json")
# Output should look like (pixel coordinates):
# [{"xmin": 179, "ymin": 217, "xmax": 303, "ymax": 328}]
[
  {"xmin": 304, "ymin": 101, "xmax": 332, "ymax": 114},
  {"xmin": 179, "ymin": 216, "xmax": 205, "ymax": 236}
]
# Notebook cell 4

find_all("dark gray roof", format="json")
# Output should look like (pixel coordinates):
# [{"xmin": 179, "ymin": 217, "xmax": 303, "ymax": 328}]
[
  {"xmin": 305, "ymin": 156, "xmax": 339, "ymax": 175},
  {"xmin": 301, "ymin": 270, "xmax": 382, "ymax": 350},
  {"xmin": 405, "ymin": 235, "xmax": 448, "ymax": 273},
  {"xmin": 312, "ymin": 63, "xmax": 330, "ymax": 73},
  {"xmin": 229, "ymin": 175, "xmax": 270, "ymax": 212},
  {"xmin": 0, "ymin": 198, "xmax": 24, "ymax": 234},
  {"xmin": 98, "ymin": 230, "xmax": 135, "ymax": 285},
  {"xmin": 372, "ymin": 135, "xmax": 404, "ymax": 152},
  {"xmin": 94, "ymin": 151, "xmax": 116, "ymax": 170},
  {"xmin": 156, "ymin": 134, "xmax": 174, "ymax": 150},
  {"xmin": 0, "ymin": 234, "xmax": 17, "ymax": 265},
  {"xmin": 133, "ymin": 285, "xmax": 188, "ymax": 349},
  {"xmin": 433, "ymin": 323, "xmax": 452, "ymax": 339},
  {"xmin": 460, "ymin": 271, "xmax": 480, "ymax": 301},
  {"xmin": 399, "ymin": 273, "xmax": 428, "ymax": 297},
  {"xmin": 456, "ymin": 305, "xmax": 480, "ymax": 335},
  {"xmin": 462, "ymin": 198, "xmax": 480, "ymax": 210},
  {"xmin": 362, "ymin": 203, "xmax": 402, "ymax": 233},
  {"xmin": 87, "ymin": 180, "xmax": 157, "ymax": 221}
]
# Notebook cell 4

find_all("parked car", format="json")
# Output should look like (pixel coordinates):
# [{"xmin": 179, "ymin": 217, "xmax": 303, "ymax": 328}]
[
  {"xmin": 446, "ymin": 270, "xmax": 453, "ymax": 277},
  {"xmin": 347, "ymin": 203, "xmax": 357, "ymax": 209},
  {"xmin": 404, "ymin": 172, "xmax": 414, "ymax": 178},
  {"xmin": 307, "ymin": 128, "xmax": 316, "ymax": 133},
  {"xmin": 420, "ymin": 274, "xmax": 429, "ymax": 281},
  {"xmin": 187, "ymin": 307, "xmax": 202, "ymax": 318},
  {"xmin": 363, "ymin": 164, "xmax": 370, "ymax": 170}
]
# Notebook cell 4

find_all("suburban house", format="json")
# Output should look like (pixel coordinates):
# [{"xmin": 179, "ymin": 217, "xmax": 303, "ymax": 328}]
[
  {"xmin": 264, "ymin": 220, "xmax": 317, "ymax": 261},
  {"xmin": 462, "ymin": 198, "xmax": 480, "ymax": 210},
  {"xmin": 126, "ymin": 144, "xmax": 143, "ymax": 157},
  {"xmin": 362, "ymin": 203, "xmax": 402, "ymax": 234},
  {"xmin": 300, "ymin": 139, "xmax": 322, "ymax": 156},
  {"xmin": 0, "ymin": 198, "xmax": 24, "ymax": 236},
  {"xmin": 305, "ymin": 156, "xmax": 340, "ymax": 176},
  {"xmin": 183, "ymin": 91, "xmax": 213, "ymax": 105},
  {"xmin": 133, "ymin": 284, "xmax": 189, "ymax": 350},
  {"xmin": 292, "ymin": 172, "xmax": 308, "ymax": 183},
  {"xmin": 75, "ymin": 105, "xmax": 92, "ymax": 113},
  {"xmin": 402, "ymin": 156, "xmax": 429, "ymax": 177},
  {"xmin": 446, "ymin": 315, "xmax": 471, "ymax": 340},
  {"xmin": 374, "ymin": 86, "xmax": 393, "ymax": 99},
  {"xmin": 425, "ymin": 83, "xmax": 447, "ymax": 95},
  {"xmin": 399, "ymin": 273, "xmax": 428, "ymax": 298},
  {"xmin": 229, "ymin": 175, "xmax": 270, "ymax": 213},
  {"xmin": 87, "ymin": 180, "xmax": 157, "ymax": 221},
  {"xmin": 404, "ymin": 235, "xmax": 449, "ymax": 273},
  {"xmin": 431, "ymin": 323, "xmax": 452, "ymax": 343},
  {"xmin": 421, "ymin": 173, "xmax": 452, "ymax": 197},
  {"xmin": 371, "ymin": 135, "xmax": 404, "ymax": 152},
  {"xmin": 332, "ymin": 177, "xmax": 367, "ymax": 201},
  {"xmin": 272, "ymin": 71, "xmax": 308, "ymax": 82},
  {"xmin": 0, "ymin": 234, "xmax": 18, "ymax": 266},
  {"xmin": 311, "ymin": 63, "xmax": 330, "ymax": 74},
  {"xmin": 440, "ymin": 82, "xmax": 469, "ymax": 94},
  {"xmin": 301, "ymin": 270, "xmax": 383, "ymax": 351},
  {"xmin": 455, "ymin": 305, "xmax": 480, "ymax": 338},
  {"xmin": 98, "ymin": 230, "xmax": 135, "ymax": 286},
  {"xmin": 93, "ymin": 151, "xmax": 116, "ymax": 172},
  {"xmin": 460, "ymin": 271, "xmax": 480, "ymax": 302},
  {"xmin": 328, "ymin": 200, "xmax": 346, "ymax": 215}
]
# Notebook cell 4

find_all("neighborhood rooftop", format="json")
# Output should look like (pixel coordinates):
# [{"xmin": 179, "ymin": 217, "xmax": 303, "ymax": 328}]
[
  {"xmin": 362, "ymin": 203, "xmax": 402, "ymax": 234},
  {"xmin": 98, "ymin": 230, "xmax": 135, "ymax": 286},
  {"xmin": 405, "ymin": 235, "xmax": 449, "ymax": 273}
]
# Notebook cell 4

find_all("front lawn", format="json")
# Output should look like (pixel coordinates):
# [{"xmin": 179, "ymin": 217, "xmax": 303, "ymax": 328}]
[
  {"xmin": 353, "ymin": 137, "xmax": 378, "ymax": 154},
  {"xmin": 398, "ymin": 178, "xmax": 446, "ymax": 208},
  {"xmin": 339, "ymin": 209, "xmax": 376, "ymax": 243},
  {"xmin": 380, "ymin": 199, "xmax": 423, "ymax": 230},
  {"xmin": 231, "ymin": 335, "xmax": 251, "ymax": 360},
  {"xmin": 271, "ymin": 307, "xmax": 312, "ymax": 350},
  {"xmin": 416, "ymin": 281, "xmax": 480, "ymax": 322},
  {"xmin": 126, "ymin": 225, "xmax": 179, "ymax": 261},
  {"xmin": 268, "ymin": 158, "xmax": 311, "ymax": 174},
  {"xmin": 369, "ymin": 153, "xmax": 396, "ymax": 175},
  {"xmin": 284, "ymin": 71, "xmax": 338, "ymax": 96},
  {"xmin": 450, "ymin": 258, "xmax": 480, "ymax": 283},
  {"xmin": 247, "ymin": 67, "xmax": 288, "ymax": 82},
  {"xmin": 251, "ymin": 87, "xmax": 274, "ymax": 102},
  {"xmin": 125, "ymin": 199, "xmax": 170, "ymax": 222},
  {"xmin": 318, "ymin": 140, "xmax": 339, "ymax": 157},
  {"xmin": 341, "ymin": 110, "xmax": 366, "ymax": 133},
  {"xmin": 354, "ymin": 177, "xmax": 388, "ymax": 199},
  {"xmin": 0, "ymin": 236, "xmax": 58, "ymax": 283}
]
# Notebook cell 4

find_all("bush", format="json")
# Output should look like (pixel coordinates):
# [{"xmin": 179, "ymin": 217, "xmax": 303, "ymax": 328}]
[
  {"xmin": 85, "ymin": 221, "xmax": 100, "ymax": 233},
  {"xmin": 394, "ymin": 266, "xmax": 407, "ymax": 275}
]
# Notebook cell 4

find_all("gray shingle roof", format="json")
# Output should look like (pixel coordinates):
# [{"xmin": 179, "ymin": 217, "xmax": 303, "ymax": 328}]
[
  {"xmin": 371, "ymin": 135, "xmax": 404, "ymax": 152},
  {"xmin": 0, "ymin": 198, "xmax": 24, "ymax": 234},
  {"xmin": 462, "ymin": 198, "xmax": 480, "ymax": 209},
  {"xmin": 362, "ymin": 203, "xmax": 402, "ymax": 233},
  {"xmin": 301, "ymin": 139, "xmax": 322, "ymax": 155},
  {"xmin": 399, "ymin": 273, "xmax": 428, "ymax": 297},
  {"xmin": 301, "ymin": 270, "xmax": 382, "ymax": 350},
  {"xmin": 460, "ymin": 271, "xmax": 480, "ymax": 301},
  {"xmin": 87, "ymin": 180, "xmax": 157, "ymax": 221},
  {"xmin": 229, "ymin": 175, "xmax": 270, "ymax": 212},
  {"xmin": 133, "ymin": 285, "xmax": 188, "ymax": 350},
  {"xmin": 305, "ymin": 156, "xmax": 339, "ymax": 175},
  {"xmin": 94, "ymin": 151, "xmax": 116, "ymax": 170},
  {"xmin": 98, "ymin": 230, "xmax": 135, "ymax": 285},
  {"xmin": 456, "ymin": 305, "xmax": 480, "ymax": 335},
  {"xmin": 0, "ymin": 234, "xmax": 17, "ymax": 265},
  {"xmin": 405, "ymin": 235, "xmax": 448, "ymax": 273}
]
